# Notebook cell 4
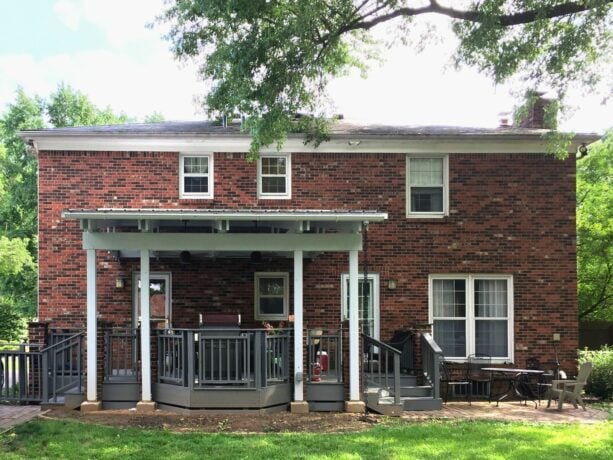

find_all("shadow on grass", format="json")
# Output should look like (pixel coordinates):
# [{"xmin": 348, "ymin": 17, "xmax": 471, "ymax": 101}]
[{"xmin": 1, "ymin": 419, "xmax": 612, "ymax": 459}]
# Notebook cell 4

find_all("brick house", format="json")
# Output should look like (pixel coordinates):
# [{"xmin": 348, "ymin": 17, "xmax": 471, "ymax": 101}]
[{"xmin": 18, "ymin": 113, "xmax": 598, "ymax": 414}]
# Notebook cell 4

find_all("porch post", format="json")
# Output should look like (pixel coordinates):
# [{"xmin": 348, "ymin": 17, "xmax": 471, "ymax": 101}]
[
  {"xmin": 346, "ymin": 249, "xmax": 364, "ymax": 412},
  {"xmin": 137, "ymin": 249, "xmax": 156, "ymax": 412},
  {"xmin": 81, "ymin": 249, "xmax": 101, "ymax": 411},
  {"xmin": 290, "ymin": 249, "xmax": 309, "ymax": 413}
]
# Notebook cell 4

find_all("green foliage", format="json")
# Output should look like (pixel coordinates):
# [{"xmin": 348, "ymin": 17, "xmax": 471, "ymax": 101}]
[
  {"xmin": 0, "ymin": 300, "xmax": 25, "ymax": 341},
  {"xmin": 0, "ymin": 236, "xmax": 34, "ymax": 276},
  {"xmin": 46, "ymin": 84, "xmax": 132, "ymax": 127},
  {"xmin": 159, "ymin": 0, "xmax": 613, "ymax": 156},
  {"xmin": 578, "ymin": 346, "xmax": 613, "ymax": 400},
  {"xmin": 577, "ymin": 131, "xmax": 613, "ymax": 320},
  {"xmin": 144, "ymin": 112, "xmax": 165, "ymax": 123}
]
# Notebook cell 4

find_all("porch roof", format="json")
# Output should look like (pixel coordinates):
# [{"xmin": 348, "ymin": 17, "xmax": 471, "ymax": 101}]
[
  {"xmin": 62, "ymin": 208, "xmax": 388, "ymax": 223},
  {"xmin": 63, "ymin": 208, "xmax": 387, "ymax": 238}
]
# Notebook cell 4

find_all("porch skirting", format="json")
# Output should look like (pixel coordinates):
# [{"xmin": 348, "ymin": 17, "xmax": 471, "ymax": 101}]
[{"xmin": 152, "ymin": 383, "xmax": 292, "ymax": 412}]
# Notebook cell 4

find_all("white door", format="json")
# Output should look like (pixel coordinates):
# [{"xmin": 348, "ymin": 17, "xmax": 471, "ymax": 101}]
[
  {"xmin": 133, "ymin": 272, "xmax": 172, "ymax": 327},
  {"xmin": 341, "ymin": 273, "xmax": 380, "ymax": 340}
]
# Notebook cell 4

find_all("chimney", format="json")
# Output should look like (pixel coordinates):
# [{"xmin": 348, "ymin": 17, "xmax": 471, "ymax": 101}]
[{"xmin": 518, "ymin": 92, "xmax": 555, "ymax": 129}]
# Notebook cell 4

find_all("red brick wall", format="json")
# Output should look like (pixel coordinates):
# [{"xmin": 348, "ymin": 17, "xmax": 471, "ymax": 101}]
[{"xmin": 37, "ymin": 151, "xmax": 578, "ymax": 374}]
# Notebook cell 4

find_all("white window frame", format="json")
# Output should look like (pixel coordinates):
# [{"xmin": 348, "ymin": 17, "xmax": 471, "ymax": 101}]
[
  {"xmin": 132, "ymin": 272, "xmax": 172, "ymax": 326},
  {"xmin": 257, "ymin": 153, "xmax": 291, "ymax": 199},
  {"xmin": 428, "ymin": 274, "xmax": 514, "ymax": 363},
  {"xmin": 254, "ymin": 272, "xmax": 290, "ymax": 321},
  {"xmin": 406, "ymin": 154, "xmax": 449, "ymax": 218},
  {"xmin": 179, "ymin": 153, "xmax": 214, "ymax": 199},
  {"xmin": 340, "ymin": 273, "xmax": 380, "ymax": 341}
]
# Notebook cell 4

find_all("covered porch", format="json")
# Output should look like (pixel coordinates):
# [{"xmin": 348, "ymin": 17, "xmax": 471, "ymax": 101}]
[{"xmin": 63, "ymin": 208, "xmax": 387, "ymax": 412}]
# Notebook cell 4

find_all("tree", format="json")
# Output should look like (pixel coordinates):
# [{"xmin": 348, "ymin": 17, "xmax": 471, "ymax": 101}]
[
  {"xmin": 159, "ymin": 0, "xmax": 612, "ymax": 158},
  {"xmin": 577, "ymin": 130, "xmax": 613, "ymax": 320}
]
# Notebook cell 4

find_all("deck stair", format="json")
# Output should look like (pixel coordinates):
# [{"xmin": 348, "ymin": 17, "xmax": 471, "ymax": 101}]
[{"xmin": 362, "ymin": 333, "xmax": 443, "ymax": 415}]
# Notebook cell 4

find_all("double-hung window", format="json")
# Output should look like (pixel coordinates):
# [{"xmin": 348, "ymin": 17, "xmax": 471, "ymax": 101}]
[
  {"xmin": 429, "ymin": 275, "xmax": 513, "ymax": 362},
  {"xmin": 406, "ymin": 156, "xmax": 448, "ymax": 217},
  {"xmin": 180, "ymin": 153, "xmax": 213, "ymax": 198},
  {"xmin": 258, "ymin": 154, "xmax": 291, "ymax": 199},
  {"xmin": 254, "ymin": 273, "xmax": 289, "ymax": 320}
]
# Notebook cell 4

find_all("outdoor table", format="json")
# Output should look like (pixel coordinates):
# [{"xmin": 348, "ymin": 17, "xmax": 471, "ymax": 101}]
[{"xmin": 481, "ymin": 367, "xmax": 544, "ymax": 408}]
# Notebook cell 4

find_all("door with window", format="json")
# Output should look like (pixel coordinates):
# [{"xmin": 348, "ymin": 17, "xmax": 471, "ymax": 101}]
[
  {"xmin": 133, "ymin": 273, "xmax": 172, "ymax": 327},
  {"xmin": 341, "ymin": 274, "xmax": 380, "ymax": 340}
]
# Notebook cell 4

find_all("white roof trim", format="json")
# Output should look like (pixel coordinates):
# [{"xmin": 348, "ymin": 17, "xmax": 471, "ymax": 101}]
[
  {"xmin": 19, "ymin": 134, "xmax": 593, "ymax": 154},
  {"xmin": 62, "ymin": 209, "xmax": 388, "ymax": 222}
]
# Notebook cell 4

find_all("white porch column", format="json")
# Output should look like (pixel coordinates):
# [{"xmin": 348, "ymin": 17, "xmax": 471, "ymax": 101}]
[
  {"xmin": 86, "ymin": 249, "xmax": 97, "ymax": 402},
  {"xmin": 348, "ymin": 249, "xmax": 360, "ymax": 402},
  {"xmin": 139, "ymin": 249, "xmax": 153, "ymax": 406},
  {"xmin": 292, "ymin": 250, "xmax": 306, "ymax": 409}
]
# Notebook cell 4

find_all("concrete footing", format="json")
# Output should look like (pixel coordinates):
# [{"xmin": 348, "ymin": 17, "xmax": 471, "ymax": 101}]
[
  {"xmin": 136, "ymin": 401, "xmax": 157, "ymax": 413},
  {"xmin": 80, "ymin": 401, "xmax": 102, "ymax": 413},
  {"xmin": 345, "ymin": 400, "xmax": 366, "ymax": 413},
  {"xmin": 290, "ymin": 401, "xmax": 310, "ymax": 414}
]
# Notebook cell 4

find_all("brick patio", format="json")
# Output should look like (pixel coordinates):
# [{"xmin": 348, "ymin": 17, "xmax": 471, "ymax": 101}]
[
  {"xmin": 401, "ymin": 402, "xmax": 609, "ymax": 424},
  {"xmin": 0, "ymin": 406, "xmax": 41, "ymax": 433}
]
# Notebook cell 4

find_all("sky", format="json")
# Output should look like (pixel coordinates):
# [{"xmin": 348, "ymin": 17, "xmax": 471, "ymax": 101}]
[{"xmin": 0, "ymin": 0, "xmax": 610, "ymax": 133}]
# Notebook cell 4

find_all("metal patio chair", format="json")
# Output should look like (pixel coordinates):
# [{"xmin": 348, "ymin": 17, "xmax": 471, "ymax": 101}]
[
  {"xmin": 547, "ymin": 361, "xmax": 593, "ymax": 411},
  {"xmin": 467, "ymin": 353, "xmax": 492, "ymax": 401},
  {"xmin": 440, "ymin": 361, "xmax": 471, "ymax": 404}
]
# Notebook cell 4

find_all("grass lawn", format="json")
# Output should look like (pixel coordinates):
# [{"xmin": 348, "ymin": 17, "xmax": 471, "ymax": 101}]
[{"xmin": 1, "ymin": 419, "xmax": 612, "ymax": 460}]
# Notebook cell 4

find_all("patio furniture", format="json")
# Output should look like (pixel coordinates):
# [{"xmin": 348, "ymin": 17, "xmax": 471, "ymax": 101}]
[
  {"xmin": 525, "ymin": 357, "xmax": 555, "ymax": 405},
  {"xmin": 482, "ymin": 367, "xmax": 544, "ymax": 408},
  {"xmin": 547, "ymin": 361, "xmax": 593, "ymax": 411},
  {"xmin": 467, "ymin": 354, "xmax": 492, "ymax": 401},
  {"xmin": 440, "ymin": 361, "xmax": 471, "ymax": 404}
]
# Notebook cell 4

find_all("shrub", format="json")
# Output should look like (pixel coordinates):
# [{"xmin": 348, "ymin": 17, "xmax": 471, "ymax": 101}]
[
  {"xmin": 578, "ymin": 346, "xmax": 613, "ymax": 400},
  {"xmin": 0, "ymin": 299, "xmax": 24, "ymax": 341}
]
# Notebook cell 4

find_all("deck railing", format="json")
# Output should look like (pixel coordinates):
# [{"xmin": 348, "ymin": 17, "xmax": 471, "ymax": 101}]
[
  {"xmin": 1, "ymin": 332, "xmax": 83, "ymax": 404},
  {"xmin": 157, "ymin": 329, "xmax": 291, "ymax": 390},
  {"xmin": 0, "ymin": 342, "xmax": 44, "ymax": 402},
  {"xmin": 362, "ymin": 334, "xmax": 402, "ymax": 405},
  {"xmin": 307, "ymin": 329, "xmax": 342, "ymax": 383},
  {"xmin": 104, "ymin": 329, "xmax": 140, "ymax": 382},
  {"xmin": 421, "ymin": 332, "xmax": 443, "ymax": 400}
]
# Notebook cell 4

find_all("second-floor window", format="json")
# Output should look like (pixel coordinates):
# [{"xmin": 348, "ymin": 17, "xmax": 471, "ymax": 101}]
[
  {"xmin": 406, "ymin": 155, "xmax": 448, "ymax": 217},
  {"xmin": 180, "ymin": 153, "xmax": 213, "ymax": 199},
  {"xmin": 258, "ymin": 153, "xmax": 291, "ymax": 199}
]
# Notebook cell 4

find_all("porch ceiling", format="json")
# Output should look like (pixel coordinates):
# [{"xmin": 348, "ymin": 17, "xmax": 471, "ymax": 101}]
[{"xmin": 62, "ymin": 208, "xmax": 388, "ymax": 234}]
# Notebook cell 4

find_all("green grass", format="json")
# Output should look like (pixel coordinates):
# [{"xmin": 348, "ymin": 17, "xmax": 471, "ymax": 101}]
[{"xmin": 1, "ymin": 419, "xmax": 612, "ymax": 459}]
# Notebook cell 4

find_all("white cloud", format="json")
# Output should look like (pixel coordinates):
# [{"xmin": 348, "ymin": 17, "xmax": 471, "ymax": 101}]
[
  {"xmin": 53, "ymin": 0, "xmax": 81, "ymax": 31},
  {"xmin": 0, "ymin": 46, "xmax": 205, "ymax": 121}
]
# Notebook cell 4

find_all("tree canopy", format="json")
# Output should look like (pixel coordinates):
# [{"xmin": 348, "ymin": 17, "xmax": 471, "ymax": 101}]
[
  {"xmin": 159, "ymin": 0, "xmax": 612, "ymax": 158},
  {"xmin": 577, "ymin": 131, "xmax": 613, "ymax": 321}
]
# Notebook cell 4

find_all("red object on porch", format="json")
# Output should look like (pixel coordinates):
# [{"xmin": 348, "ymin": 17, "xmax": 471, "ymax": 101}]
[{"xmin": 317, "ymin": 351, "xmax": 328, "ymax": 372}]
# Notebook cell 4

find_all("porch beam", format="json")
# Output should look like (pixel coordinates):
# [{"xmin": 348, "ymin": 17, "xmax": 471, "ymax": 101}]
[
  {"xmin": 82, "ymin": 232, "xmax": 362, "ymax": 252},
  {"xmin": 348, "ymin": 249, "xmax": 360, "ymax": 402},
  {"xmin": 293, "ymin": 250, "xmax": 304, "ymax": 402},
  {"xmin": 85, "ymin": 249, "xmax": 97, "ymax": 402},
  {"xmin": 139, "ymin": 249, "xmax": 152, "ymax": 403}
]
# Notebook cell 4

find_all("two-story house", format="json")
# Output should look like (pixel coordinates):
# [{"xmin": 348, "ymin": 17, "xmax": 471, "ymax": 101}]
[{"xmin": 18, "ymin": 108, "xmax": 598, "ymax": 414}]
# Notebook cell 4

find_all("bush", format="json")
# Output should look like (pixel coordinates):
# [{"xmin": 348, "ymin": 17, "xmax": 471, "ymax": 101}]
[
  {"xmin": 0, "ymin": 299, "xmax": 25, "ymax": 341},
  {"xmin": 578, "ymin": 346, "xmax": 613, "ymax": 400}
]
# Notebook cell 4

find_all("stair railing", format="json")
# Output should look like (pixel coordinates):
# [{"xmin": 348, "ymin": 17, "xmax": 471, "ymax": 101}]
[
  {"xmin": 420, "ymin": 332, "xmax": 443, "ymax": 400},
  {"xmin": 362, "ymin": 334, "xmax": 401, "ymax": 405},
  {"xmin": 41, "ymin": 332, "xmax": 84, "ymax": 403}
]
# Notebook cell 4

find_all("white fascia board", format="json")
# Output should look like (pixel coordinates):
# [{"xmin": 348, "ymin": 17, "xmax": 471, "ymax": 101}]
[
  {"xmin": 21, "ymin": 133, "xmax": 596, "ymax": 154},
  {"xmin": 63, "ymin": 210, "xmax": 388, "ymax": 222},
  {"xmin": 82, "ymin": 232, "xmax": 362, "ymax": 252}
]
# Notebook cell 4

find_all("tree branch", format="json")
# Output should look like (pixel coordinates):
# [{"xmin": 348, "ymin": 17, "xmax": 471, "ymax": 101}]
[{"xmin": 340, "ymin": 0, "xmax": 612, "ymax": 34}]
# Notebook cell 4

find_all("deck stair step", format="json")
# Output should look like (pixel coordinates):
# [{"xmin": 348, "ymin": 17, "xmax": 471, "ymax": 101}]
[{"xmin": 400, "ymin": 385, "xmax": 432, "ymax": 398}]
